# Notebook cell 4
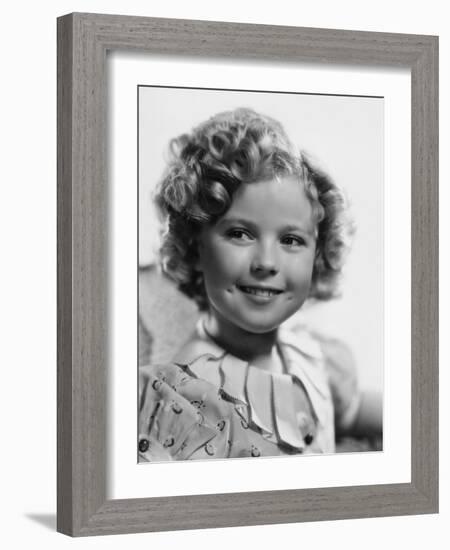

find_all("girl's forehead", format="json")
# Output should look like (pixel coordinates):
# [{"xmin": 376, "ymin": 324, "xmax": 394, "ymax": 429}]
[{"xmin": 225, "ymin": 176, "xmax": 314, "ymax": 226}]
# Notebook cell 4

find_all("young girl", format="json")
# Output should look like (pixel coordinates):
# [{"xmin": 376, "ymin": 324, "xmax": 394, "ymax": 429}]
[{"xmin": 138, "ymin": 107, "xmax": 382, "ymax": 462}]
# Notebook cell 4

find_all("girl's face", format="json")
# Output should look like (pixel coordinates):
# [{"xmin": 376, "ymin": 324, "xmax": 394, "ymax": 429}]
[{"xmin": 196, "ymin": 175, "xmax": 317, "ymax": 334}]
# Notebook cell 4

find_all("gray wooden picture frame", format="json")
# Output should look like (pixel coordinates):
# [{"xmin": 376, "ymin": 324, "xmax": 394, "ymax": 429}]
[{"xmin": 57, "ymin": 12, "xmax": 438, "ymax": 537}]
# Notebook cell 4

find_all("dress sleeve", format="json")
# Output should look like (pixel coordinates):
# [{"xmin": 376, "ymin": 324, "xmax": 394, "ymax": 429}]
[
  {"xmin": 138, "ymin": 363, "xmax": 231, "ymax": 461},
  {"xmin": 318, "ymin": 337, "xmax": 362, "ymax": 434}
]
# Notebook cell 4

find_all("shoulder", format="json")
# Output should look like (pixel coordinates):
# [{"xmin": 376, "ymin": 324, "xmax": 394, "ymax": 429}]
[
  {"xmin": 172, "ymin": 337, "xmax": 221, "ymax": 365},
  {"xmin": 172, "ymin": 319, "xmax": 225, "ymax": 365},
  {"xmin": 313, "ymin": 333, "xmax": 358, "ymax": 387},
  {"xmin": 278, "ymin": 324, "xmax": 324, "ymax": 360},
  {"xmin": 279, "ymin": 321, "xmax": 356, "ymax": 378}
]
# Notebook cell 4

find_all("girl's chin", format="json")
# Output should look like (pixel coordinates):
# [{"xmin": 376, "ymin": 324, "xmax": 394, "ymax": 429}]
[
  {"xmin": 209, "ymin": 299, "xmax": 296, "ymax": 335},
  {"xmin": 233, "ymin": 316, "xmax": 285, "ymax": 335}
]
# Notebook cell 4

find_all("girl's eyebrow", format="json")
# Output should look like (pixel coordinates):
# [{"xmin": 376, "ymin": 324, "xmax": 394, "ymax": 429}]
[
  {"xmin": 217, "ymin": 217, "xmax": 315, "ymax": 236},
  {"xmin": 280, "ymin": 223, "xmax": 316, "ymax": 237},
  {"xmin": 217, "ymin": 217, "xmax": 256, "ymax": 229}
]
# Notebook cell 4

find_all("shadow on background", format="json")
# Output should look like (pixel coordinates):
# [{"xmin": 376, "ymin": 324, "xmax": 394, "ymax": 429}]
[{"xmin": 26, "ymin": 513, "xmax": 56, "ymax": 531}]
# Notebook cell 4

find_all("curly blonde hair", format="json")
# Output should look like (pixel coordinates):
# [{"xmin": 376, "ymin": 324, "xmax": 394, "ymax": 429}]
[{"xmin": 153, "ymin": 108, "xmax": 352, "ymax": 310}]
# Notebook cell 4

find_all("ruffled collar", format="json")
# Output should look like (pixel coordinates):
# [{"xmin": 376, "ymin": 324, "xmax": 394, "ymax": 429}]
[{"xmin": 175, "ymin": 318, "xmax": 331, "ymax": 452}]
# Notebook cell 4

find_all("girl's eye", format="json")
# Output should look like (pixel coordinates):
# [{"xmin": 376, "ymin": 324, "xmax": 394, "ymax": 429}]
[
  {"xmin": 226, "ymin": 229, "xmax": 253, "ymax": 241},
  {"xmin": 281, "ymin": 235, "xmax": 305, "ymax": 247}
]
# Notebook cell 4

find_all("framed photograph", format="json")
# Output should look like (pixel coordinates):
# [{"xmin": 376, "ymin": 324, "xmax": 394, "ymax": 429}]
[{"xmin": 57, "ymin": 13, "xmax": 438, "ymax": 536}]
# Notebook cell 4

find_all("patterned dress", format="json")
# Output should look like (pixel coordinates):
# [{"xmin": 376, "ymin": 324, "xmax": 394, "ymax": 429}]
[{"xmin": 138, "ymin": 320, "xmax": 361, "ymax": 462}]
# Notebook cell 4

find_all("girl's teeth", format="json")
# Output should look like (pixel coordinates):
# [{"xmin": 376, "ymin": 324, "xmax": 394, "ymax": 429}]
[{"xmin": 240, "ymin": 286, "xmax": 279, "ymax": 296}]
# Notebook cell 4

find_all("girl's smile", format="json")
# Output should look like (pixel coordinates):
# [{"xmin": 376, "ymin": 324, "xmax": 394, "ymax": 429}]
[
  {"xmin": 237, "ymin": 284, "xmax": 284, "ymax": 301},
  {"xmin": 196, "ymin": 175, "xmax": 317, "ymax": 339}
]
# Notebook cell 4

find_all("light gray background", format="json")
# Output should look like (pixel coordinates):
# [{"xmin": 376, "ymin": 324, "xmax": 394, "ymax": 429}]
[
  {"xmin": 3, "ymin": 0, "xmax": 447, "ymax": 548},
  {"xmin": 139, "ymin": 86, "xmax": 384, "ymax": 392}
]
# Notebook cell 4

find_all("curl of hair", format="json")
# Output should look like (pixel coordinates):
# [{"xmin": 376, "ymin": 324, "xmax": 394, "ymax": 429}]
[{"xmin": 153, "ymin": 108, "xmax": 353, "ymax": 310}]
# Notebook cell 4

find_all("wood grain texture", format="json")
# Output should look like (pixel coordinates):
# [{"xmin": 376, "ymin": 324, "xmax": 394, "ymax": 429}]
[
  {"xmin": 410, "ymin": 37, "xmax": 439, "ymax": 506},
  {"xmin": 57, "ymin": 12, "xmax": 439, "ymax": 536},
  {"xmin": 57, "ymin": 13, "xmax": 74, "ymax": 535}
]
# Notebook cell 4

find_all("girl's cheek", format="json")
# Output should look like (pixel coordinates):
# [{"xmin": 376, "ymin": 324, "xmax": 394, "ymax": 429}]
[
  {"xmin": 287, "ymin": 259, "xmax": 314, "ymax": 285},
  {"xmin": 218, "ymin": 253, "xmax": 245, "ymax": 276}
]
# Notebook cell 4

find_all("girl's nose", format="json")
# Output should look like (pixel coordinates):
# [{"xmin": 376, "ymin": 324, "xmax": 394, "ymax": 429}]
[{"xmin": 250, "ymin": 242, "xmax": 279, "ymax": 276}]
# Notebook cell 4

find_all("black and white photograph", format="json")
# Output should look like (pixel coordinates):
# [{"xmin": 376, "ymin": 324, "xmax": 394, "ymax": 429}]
[
  {"xmin": 138, "ymin": 86, "xmax": 384, "ymax": 462},
  {"xmin": 1, "ymin": 0, "xmax": 444, "ymax": 543}
]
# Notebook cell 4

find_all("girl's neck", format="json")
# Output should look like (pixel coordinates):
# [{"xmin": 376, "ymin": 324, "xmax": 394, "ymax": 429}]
[{"xmin": 203, "ymin": 309, "xmax": 283, "ymax": 373}]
